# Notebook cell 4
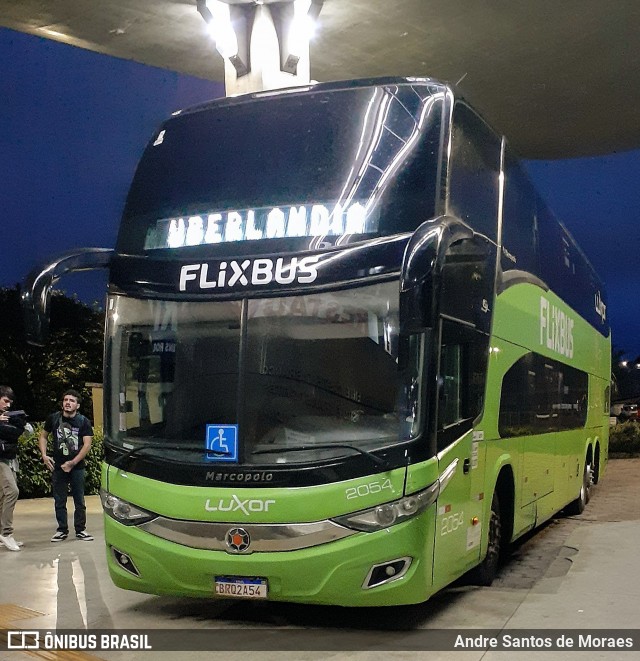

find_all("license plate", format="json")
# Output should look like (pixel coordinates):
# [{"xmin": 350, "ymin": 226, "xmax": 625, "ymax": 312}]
[{"xmin": 214, "ymin": 576, "xmax": 268, "ymax": 599}]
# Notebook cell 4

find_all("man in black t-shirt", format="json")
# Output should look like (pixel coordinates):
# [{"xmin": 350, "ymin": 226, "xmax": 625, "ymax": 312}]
[{"xmin": 38, "ymin": 389, "xmax": 94, "ymax": 542}]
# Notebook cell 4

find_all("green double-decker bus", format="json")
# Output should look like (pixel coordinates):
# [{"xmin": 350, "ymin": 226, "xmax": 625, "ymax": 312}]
[{"xmin": 23, "ymin": 77, "xmax": 610, "ymax": 606}]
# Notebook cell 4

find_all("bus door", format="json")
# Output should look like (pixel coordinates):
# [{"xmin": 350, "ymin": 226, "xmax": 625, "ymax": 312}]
[
  {"xmin": 432, "ymin": 320, "xmax": 490, "ymax": 588},
  {"xmin": 431, "ymin": 236, "xmax": 494, "ymax": 588}
]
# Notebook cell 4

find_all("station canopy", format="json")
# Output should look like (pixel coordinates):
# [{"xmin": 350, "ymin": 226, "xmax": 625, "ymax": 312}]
[{"xmin": 2, "ymin": 0, "xmax": 639, "ymax": 158}]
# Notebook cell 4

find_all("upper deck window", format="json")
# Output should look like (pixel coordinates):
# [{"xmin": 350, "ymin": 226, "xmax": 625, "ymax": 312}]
[
  {"xmin": 117, "ymin": 83, "xmax": 444, "ymax": 257},
  {"xmin": 447, "ymin": 103, "xmax": 501, "ymax": 242},
  {"xmin": 501, "ymin": 150, "xmax": 538, "ymax": 274}
]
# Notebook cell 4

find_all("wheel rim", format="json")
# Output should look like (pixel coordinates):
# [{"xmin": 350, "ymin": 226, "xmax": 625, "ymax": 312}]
[
  {"xmin": 580, "ymin": 462, "xmax": 592, "ymax": 505},
  {"xmin": 585, "ymin": 462, "xmax": 593, "ymax": 502}
]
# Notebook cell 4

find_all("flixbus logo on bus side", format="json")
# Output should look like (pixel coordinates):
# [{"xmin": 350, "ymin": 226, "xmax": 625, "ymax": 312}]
[
  {"xmin": 179, "ymin": 256, "xmax": 320, "ymax": 291},
  {"xmin": 540, "ymin": 296, "xmax": 574, "ymax": 359}
]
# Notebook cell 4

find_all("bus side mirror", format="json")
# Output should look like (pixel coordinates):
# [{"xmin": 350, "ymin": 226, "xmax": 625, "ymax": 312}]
[
  {"xmin": 399, "ymin": 216, "xmax": 473, "ymax": 333},
  {"xmin": 21, "ymin": 248, "xmax": 113, "ymax": 346}
]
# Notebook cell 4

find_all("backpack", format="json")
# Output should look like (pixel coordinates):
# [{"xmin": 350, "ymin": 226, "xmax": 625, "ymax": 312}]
[{"xmin": 0, "ymin": 416, "xmax": 24, "ymax": 460}]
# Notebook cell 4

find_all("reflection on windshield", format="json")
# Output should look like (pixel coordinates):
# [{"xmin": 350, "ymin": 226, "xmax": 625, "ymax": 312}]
[{"xmin": 106, "ymin": 281, "xmax": 424, "ymax": 466}]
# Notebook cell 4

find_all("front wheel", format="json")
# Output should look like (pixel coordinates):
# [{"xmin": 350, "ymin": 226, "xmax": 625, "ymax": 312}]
[{"xmin": 469, "ymin": 491, "xmax": 502, "ymax": 586}]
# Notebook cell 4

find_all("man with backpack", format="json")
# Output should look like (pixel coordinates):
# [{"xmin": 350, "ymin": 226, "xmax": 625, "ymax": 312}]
[
  {"xmin": 0, "ymin": 385, "xmax": 27, "ymax": 551},
  {"xmin": 38, "ymin": 389, "xmax": 94, "ymax": 542}
]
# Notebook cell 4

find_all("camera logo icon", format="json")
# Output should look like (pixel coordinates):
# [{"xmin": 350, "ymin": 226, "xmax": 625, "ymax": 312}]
[{"xmin": 8, "ymin": 631, "xmax": 40, "ymax": 649}]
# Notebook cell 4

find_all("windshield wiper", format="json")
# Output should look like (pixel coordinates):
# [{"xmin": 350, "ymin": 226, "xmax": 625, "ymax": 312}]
[
  {"xmin": 108, "ymin": 442, "xmax": 227, "ymax": 469},
  {"xmin": 252, "ymin": 443, "xmax": 388, "ymax": 468},
  {"xmin": 109, "ymin": 441, "xmax": 388, "ymax": 470}
]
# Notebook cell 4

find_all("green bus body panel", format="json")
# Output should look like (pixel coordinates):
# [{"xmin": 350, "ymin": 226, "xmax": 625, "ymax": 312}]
[
  {"xmin": 404, "ymin": 456, "xmax": 440, "ymax": 495},
  {"xmin": 432, "ymin": 429, "xmax": 484, "ymax": 591},
  {"xmin": 491, "ymin": 283, "xmax": 610, "ymax": 379},
  {"xmin": 102, "ymin": 465, "xmax": 410, "ymax": 523},
  {"xmin": 477, "ymin": 282, "xmax": 610, "ymax": 539},
  {"xmin": 101, "ymin": 457, "xmax": 450, "ymax": 605},
  {"xmin": 104, "ymin": 509, "xmax": 437, "ymax": 606}
]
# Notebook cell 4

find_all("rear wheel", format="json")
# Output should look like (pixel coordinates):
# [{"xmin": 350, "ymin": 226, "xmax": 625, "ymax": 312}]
[
  {"xmin": 566, "ymin": 458, "xmax": 592, "ymax": 515},
  {"xmin": 592, "ymin": 446, "xmax": 601, "ymax": 485},
  {"xmin": 469, "ymin": 491, "xmax": 502, "ymax": 586}
]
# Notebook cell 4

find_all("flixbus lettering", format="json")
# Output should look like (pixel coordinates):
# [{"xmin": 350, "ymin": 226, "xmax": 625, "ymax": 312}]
[
  {"xmin": 540, "ymin": 296, "xmax": 574, "ymax": 358},
  {"xmin": 179, "ymin": 256, "xmax": 320, "ymax": 291}
]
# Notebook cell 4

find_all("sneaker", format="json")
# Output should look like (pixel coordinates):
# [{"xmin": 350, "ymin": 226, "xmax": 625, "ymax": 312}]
[
  {"xmin": 76, "ymin": 531, "xmax": 94, "ymax": 541},
  {"xmin": 3, "ymin": 538, "xmax": 24, "ymax": 547},
  {"xmin": 51, "ymin": 531, "xmax": 68, "ymax": 542},
  {"xmin": 0, "ymin": 534, "xmax": 21, "ymax": 552}
]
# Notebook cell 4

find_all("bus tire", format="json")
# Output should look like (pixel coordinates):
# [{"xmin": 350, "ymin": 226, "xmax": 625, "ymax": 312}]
[
  {"xmin": 566, "ymin": 457, "xmax": 592, "ymax": 515},
  {"xmin": 469, "ymin": 491, "xmax": 502, "ymax": 586},
  {"xmin": 592, "ymin": 444, "xmax": 601, "ymax": 485}
]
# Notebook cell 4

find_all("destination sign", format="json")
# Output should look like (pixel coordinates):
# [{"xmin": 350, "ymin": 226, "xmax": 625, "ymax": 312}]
[{"xmin": 143, "ymin": 202, "xmax": 378, "ymax": 250}]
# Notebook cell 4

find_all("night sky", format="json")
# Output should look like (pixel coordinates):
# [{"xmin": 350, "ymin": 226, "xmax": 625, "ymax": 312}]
[
  {"xmin": 1, "ymin": 27, "xmax": 638, "ymax": 359},
  {"xmin": 524, "ymin": 153, "xmax": 639, "ymax": 358},
  {"xmin": 1, "ymin": 28, "xmax": 223, "ymax": 305}
]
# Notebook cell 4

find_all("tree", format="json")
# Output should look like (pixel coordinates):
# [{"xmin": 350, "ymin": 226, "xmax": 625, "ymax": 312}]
[{"xmin": 0, "ymin": 286, "xmax": 104, "ymax": 422}]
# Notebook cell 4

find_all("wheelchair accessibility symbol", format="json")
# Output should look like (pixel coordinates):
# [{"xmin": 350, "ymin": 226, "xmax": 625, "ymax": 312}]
[{"xmin": 205, "ymin": 424, "xmax": 239, "ymax": 462}]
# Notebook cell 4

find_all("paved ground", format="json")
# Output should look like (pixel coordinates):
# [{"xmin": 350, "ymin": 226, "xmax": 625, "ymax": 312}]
[{"xmin": 1, "ymin": 457, "xmax": 638, "ymax": 660}]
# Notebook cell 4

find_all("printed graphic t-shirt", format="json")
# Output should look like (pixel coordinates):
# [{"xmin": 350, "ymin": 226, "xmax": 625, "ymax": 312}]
[{"xmin": 44, "ymin": 412, "xmax": 93, "ymax": 469}]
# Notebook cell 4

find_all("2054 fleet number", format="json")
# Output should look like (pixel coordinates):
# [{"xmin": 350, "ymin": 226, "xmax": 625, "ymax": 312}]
[{"xmin": 345, "ymin": 479, "xmax": 393, "ymax": 500}]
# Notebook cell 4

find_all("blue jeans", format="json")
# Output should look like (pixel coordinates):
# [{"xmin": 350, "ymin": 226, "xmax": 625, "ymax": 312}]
[{"xmin": 52, "ymin": 468, "xmax": 86, "ymax": 534}]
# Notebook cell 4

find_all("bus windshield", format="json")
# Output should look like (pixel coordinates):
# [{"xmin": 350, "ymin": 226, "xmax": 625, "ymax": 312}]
[{"xmin": 105, "ymin": 280, "xmax": 425, "ymax": 466}]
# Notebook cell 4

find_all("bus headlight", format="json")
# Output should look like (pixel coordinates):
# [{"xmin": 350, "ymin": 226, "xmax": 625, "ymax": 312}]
[
  {"xmin": 332, "ymin": 482, "xmax": 439, "ymax": 532},
  {"xmin": 100, "ymin": 490, "xmax": 157, "ymax": 526}
]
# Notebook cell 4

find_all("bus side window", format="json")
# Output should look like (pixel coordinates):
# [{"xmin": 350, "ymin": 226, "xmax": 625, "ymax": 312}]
[
  {"xmin": 437, "ymin": 320, "xmax": 489, "ymax": 450},
  {"xmin": 440, "ymin": 236, "xmax": 496, "ymax": 334},
  {"xmin": 448, "ymin": 102, "xmax": 501, "ymax": 243},
  {"xmin": 502, "ymin": 150, "xmax": 538, "ymax": 275},
  {"xmin": 498, "ymin": 353, "xmax": 589, "ymax": 437}
]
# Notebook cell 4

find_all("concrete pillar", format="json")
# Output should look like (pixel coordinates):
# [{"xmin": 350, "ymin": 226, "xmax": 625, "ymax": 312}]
[
  {"xmin": 86, "ymin": 382, "xmax": 103, "ymax": 428},
  {"xmin": 225, "ymin": 3, "xmax": 310, "ymax": 95},
  {"xmin": 198, "ymin": 0, "xmax": 321, "ymax": 96}
]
